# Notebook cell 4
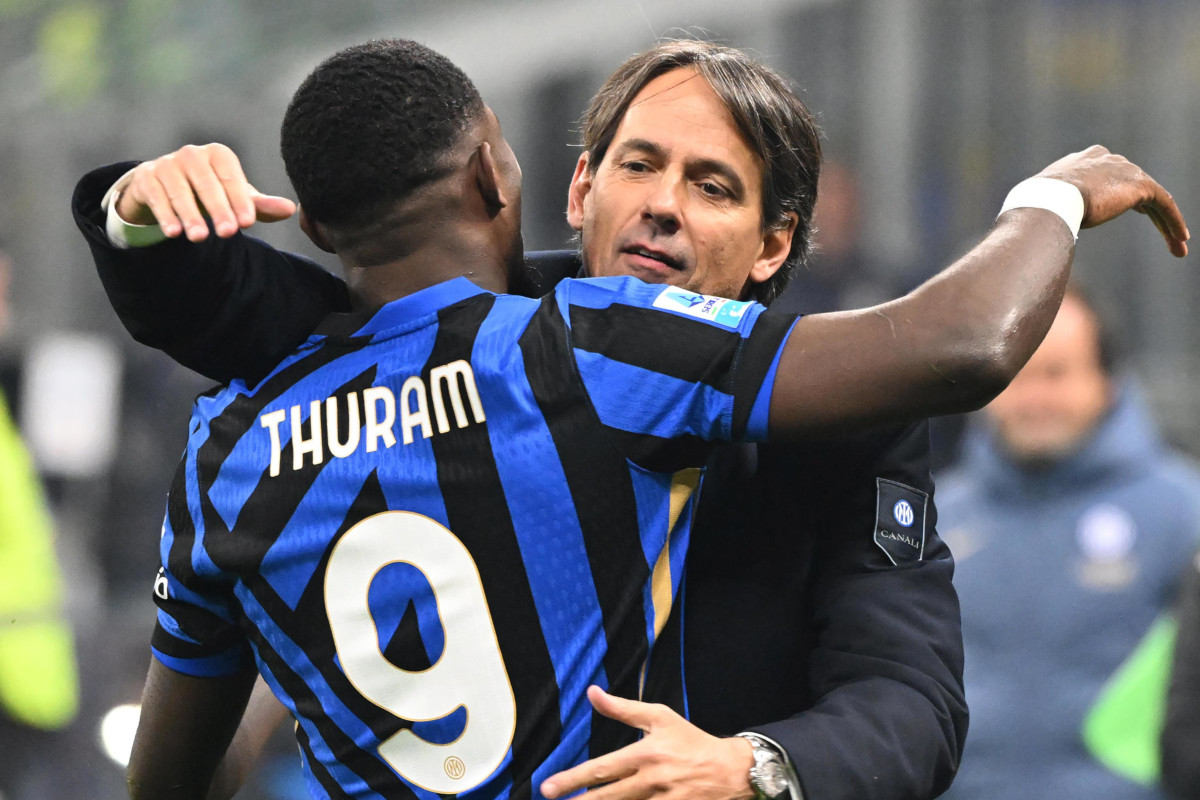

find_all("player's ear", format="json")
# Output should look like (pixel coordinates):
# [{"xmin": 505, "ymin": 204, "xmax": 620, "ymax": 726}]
[
  {"xmin": 566, "ymin": 152, "xmax": 592, "ymax": 232},
  {"xmin": 474, "ymin": 141, "xmax": 508, "ymax": 216},
  {"xmin": 299, "ymin": 207, "xmax": 336, "ymax": 254},
  {"xmin": 749, "ymin": 211, "xmax": 798, "ymax": 285}
]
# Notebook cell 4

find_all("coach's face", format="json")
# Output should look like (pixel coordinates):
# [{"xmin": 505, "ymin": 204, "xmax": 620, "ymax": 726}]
[{"xmin": 567, "ymin": 68, "xmax": 794, "ymax": 301}]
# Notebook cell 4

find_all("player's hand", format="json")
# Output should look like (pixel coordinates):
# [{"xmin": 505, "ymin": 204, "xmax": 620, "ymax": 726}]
[
  {"xmin": 1037, "ymin": 144, "xmax": 1189, "ymax": 257},
  {"xmin": 540, "ymin": 685, "xmax": 756, "ymax": 800},
  {"xmin": 114, "ymin": 143, "xmax": 297, "ymax": 242}
]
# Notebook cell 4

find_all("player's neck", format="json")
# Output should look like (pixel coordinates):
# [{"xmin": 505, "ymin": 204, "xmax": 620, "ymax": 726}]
[
  {"xmin": 332, "ymin": 187, "xmax": 513, "ymax": 310},
  {"xmin": 342, "ymin": 239, "xmax": 509, "ymax": 309}
]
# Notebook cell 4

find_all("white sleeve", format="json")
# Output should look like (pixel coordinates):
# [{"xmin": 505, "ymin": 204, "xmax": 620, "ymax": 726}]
[{"xmin": 100, "ymin": 168, "xmax": 168, "ymax": 249}]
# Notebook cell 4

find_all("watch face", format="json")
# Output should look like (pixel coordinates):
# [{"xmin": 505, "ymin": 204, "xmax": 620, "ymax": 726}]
[
  {"xmin": 758, "ymin": 763, "xmax": 790, "ymax": 797},
  {"xmin": 751, "ymin": 749, "xmax": 790, "ymax": 798}
]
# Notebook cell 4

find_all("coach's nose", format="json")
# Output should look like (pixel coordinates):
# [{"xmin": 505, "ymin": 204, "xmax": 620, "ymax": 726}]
[{"xmin": 640, "ymin": 175, "xmax": 683, "ymax": 235}]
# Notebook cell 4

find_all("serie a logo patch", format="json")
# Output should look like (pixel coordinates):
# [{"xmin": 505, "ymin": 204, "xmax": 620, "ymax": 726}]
[
  {"xmin": 874, "ymin": 478, "xmax": 928, "ymax": 565},
  {"xmin": 651, "ymin": 286, "xmax": 752, "ymax": 328}
]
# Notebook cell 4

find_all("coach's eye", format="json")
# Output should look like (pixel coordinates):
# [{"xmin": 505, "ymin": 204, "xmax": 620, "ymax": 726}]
[
  {"xmin": 621, "ymin": 160, "xmax": 650, "ymax": 174},
  {"xmin": 698, "ymin": 181, "xmax": 728, "ymax": 198}
]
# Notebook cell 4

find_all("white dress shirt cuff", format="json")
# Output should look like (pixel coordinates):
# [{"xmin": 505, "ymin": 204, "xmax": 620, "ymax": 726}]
[{"xmin": 101, "ymin": 168, "xmax": 169, "ymax": 249}]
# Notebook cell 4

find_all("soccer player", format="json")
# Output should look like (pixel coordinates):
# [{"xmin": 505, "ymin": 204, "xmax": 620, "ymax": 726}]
[{"xmin": 84, "ymin": 40, "xmax": 1187, "ymax": 800}]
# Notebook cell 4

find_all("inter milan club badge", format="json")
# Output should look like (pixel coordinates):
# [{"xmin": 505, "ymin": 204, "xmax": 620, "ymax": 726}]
[
  {"xmin": 874, "ymin": 479, "xmax": 929, "ymax": 565},
  {"xmin": 1074, "ymin": 503, "xmax": 1139, "ymax": 590}
]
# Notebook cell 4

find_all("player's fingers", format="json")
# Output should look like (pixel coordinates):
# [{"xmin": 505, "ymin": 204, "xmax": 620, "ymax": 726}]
[
  {"xmin": 1141, "ymin": 181, "xmax": 1190, "ymax": 258},
  {"xmin": 542, "ymin": 754, "xmax": 641, "ymax": 798},
  {"xmin": 207, "ymin": 144, "xmax": 258, "ymax": 229},
  {"xmin": 252, "ymin": 193, "xmax": 298, "ymax": 223},
  {"xmin": 587, "ymin": 686, "xmax": 672, "ymax": 732},
  {"xmin": 128, "ymin": 168, "xmax": 183, "ymax": 238},
  {"xmin": 177, "ymin": 145, "xmax": 239, "ymax": 238}
]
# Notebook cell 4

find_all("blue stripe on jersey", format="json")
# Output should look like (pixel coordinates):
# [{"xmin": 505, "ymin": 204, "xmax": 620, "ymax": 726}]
[
  {"xmin": 574, "ymin": 350, "xmax": 733, "ymax": 440},
  {"xmin": 744, "ymin": 316, "xmax": 801, "ymax": 440},
  {"xmin": 471, "ymin": 296, "xmax": 606, "ymax": 758},
  {"xmin": 184, "ymin": 391, "xmax": 243, "ymax": 581}
]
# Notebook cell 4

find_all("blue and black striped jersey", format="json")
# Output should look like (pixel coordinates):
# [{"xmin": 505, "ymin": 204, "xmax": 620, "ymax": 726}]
[{"xmin": 151, "ymin": 275, "xmax": 796, "ymax": 800}]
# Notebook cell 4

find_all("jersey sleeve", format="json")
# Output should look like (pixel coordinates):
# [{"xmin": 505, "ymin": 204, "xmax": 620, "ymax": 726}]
[
  {"xmin": 555, "ymin": 277, "xmax": 797, "ymax": 469},
  {"xmin": 149, "ymin": 409, "xmax": 253, "ymax": 678}
]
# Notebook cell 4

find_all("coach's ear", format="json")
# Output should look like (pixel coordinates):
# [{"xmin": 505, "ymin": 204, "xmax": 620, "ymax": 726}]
[
  {"xmin": 298, "ymin": 208, "xmax": 336, "ymax": 254},
  {"xmin": 566, "ymin": 152, "xmax": 592, "ymax": 232},
  {"xmin": 474, "ymin": 141, "xmax": 509, "ymax": 217},
  {"xmin": 749, "ymin": 211, "xmax": 798, "ymax": 285}
]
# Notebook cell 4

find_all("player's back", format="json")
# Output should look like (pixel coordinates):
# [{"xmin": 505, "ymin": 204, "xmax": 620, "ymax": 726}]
[{"xmin": 152, "ymin": 275, "xmax": 789, "ymax": 799}]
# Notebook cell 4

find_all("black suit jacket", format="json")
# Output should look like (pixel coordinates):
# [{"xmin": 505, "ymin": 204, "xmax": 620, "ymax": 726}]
[{"xmin": 74, "ymin": 162, "xmax": 967, "ymax": 800}]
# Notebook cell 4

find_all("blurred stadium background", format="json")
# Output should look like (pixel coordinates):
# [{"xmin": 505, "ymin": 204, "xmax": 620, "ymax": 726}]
[{"xmin": 0, "ymin": 0, "xmax": 1198, "ymax": 796}]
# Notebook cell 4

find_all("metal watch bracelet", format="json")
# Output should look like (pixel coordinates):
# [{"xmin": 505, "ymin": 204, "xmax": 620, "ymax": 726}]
[{"xmin": 736, "ymin": 732, "xmax": 803, "ymax": 800}]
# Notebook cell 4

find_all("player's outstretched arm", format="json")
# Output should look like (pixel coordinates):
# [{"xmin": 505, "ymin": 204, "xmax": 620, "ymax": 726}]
[
  {"xmin": 127, "ymin": 659, "xmax": 257, "ymax": 800},
  {"xmin": 769, "ymin": 146, "xmax": 1188, "ymax": 437}
]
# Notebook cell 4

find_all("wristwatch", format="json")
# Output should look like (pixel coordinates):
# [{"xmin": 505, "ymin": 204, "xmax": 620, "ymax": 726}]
[{"xmin": 737, "ymin": 733, "xmax": 796, "ymax": 799}]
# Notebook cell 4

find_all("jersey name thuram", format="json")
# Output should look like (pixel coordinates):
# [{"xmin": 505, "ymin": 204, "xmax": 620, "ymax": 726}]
[{"xmin": 258, "ymin": 358, "xmax": 486, "ymax": 477}]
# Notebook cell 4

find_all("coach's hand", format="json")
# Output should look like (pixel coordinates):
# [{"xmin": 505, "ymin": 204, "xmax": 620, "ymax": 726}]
[
  {"xmin": 1038, "ymin": 144, "xmax": 1189, "ymax": 257},
  {"xmin": 114, "ymin": 143, "xmax": 297, "ymax": 242},
  {"xmin": 540, "ymin": 685, "xmax": 756, "ymax": 800}
]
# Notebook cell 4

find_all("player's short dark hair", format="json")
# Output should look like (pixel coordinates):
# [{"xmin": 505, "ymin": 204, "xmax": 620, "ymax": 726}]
[
  {"xmin": 581, "ymin": 39, "xmax": 823, "ymax": 305},
  {"xmin": 280, "ymin": 39, "xmax": 485, "ymax": 231}
]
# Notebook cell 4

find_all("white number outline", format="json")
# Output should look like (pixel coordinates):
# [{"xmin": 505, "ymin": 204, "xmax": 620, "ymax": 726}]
[{"xmin": 324, "ymin": 511, "xmax": 517, "ymax": 792}]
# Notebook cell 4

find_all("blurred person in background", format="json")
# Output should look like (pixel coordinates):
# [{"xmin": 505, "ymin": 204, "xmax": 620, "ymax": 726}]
[
  {"xmin": 1162, "ymin": 548, "xmax": 1200, "ymax": 799},
  {"xmin": 771, "ymin": 159, "xmax": 903, "ymax": 316},
  {"xmin": 938, "ymin": 286, "xmax": 1200, "ymax": 799},
  {"xmin": 0, "ymin": 245, "xmax": 82, "ymax": 800}
]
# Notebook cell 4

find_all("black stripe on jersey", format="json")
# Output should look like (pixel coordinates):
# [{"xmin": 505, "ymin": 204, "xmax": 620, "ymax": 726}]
[
  {"xmin": 521, "ymin": 296, "xmax": 650, "ymax": 759},
  {"xmin": 568, "ymin": 303, "xmax": 744, "ymax": 392},
  {"xmin": 603, "ymin": 426, "xmax": 714, "ymax": 475},
  {"xmin": 640, "ymin": 589, "xmax": 686, "ymax": 715},
  {"xmin": 424, "ymin": 294, "xmax": 561, "ymax": 800},
  {"xmin": 240, "ymin": 472, "xmax": 420, "ymax": 800},
  {"xmin": 729, "ymin": 310, "xmax": 796, "ymax": 437},
  {"xmin": 150, "ymin": 607, "xmax": 243, "ymax": 660},
  {"xmin": 296, "ymin": 723, "xmax": 349, "ymax": 800},
  {"xmin": 164, "ymin": 458, "xmax": 226, "ymax": 598}
]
